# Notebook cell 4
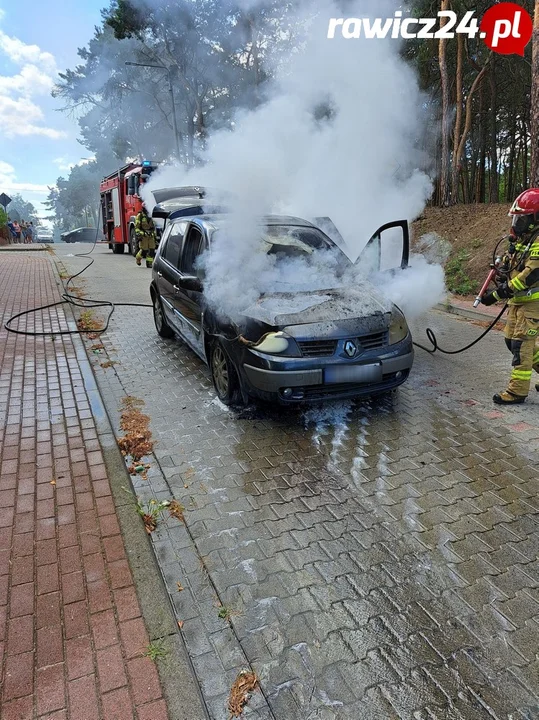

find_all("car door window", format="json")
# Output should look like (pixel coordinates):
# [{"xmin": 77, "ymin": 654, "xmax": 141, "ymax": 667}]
[
  {"xmin": 358, "ymin": 220, "xmax": 409, "ymax": 272},
  {"xmin": 180, "ymin": 227, "xmax": 205, "ymax": 277},
  {"xmin": 162, "ymin": 222, "xmax": 187, "ymax": 269}
]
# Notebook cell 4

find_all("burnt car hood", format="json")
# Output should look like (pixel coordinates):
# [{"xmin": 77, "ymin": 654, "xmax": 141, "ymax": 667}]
[{"xmin": 241, "ymin": 284, "xmax": 392, "ymax": 330}]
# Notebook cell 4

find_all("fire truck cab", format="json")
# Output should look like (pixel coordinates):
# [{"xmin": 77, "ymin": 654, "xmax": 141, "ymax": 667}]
[{"xmin": 100, "ymin": 160, "xmax": 159, "ymax": 255}]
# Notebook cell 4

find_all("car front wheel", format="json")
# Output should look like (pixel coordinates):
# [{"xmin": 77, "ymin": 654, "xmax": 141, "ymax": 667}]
[
  {"xmin": 152, "ymin": 293, "xmax": 174, "ymax": 338},
  {"xmin": 210, "ymin": 341, "xmax": 243, "ymax": 406}
]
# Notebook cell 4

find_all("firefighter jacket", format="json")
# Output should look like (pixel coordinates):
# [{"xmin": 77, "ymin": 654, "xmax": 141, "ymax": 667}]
[
  {"xmin": 508, "ymin": 234, "xmax": 539, "ymax": 305},
  {"xmin": 135, "ymin": 212, "xmax": 156, "ymax": 239}
]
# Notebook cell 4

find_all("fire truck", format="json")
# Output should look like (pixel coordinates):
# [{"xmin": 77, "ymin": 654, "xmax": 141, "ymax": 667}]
[{"xmin": 99, "ymin": 160, "xmax": 159, "ymax": 255}]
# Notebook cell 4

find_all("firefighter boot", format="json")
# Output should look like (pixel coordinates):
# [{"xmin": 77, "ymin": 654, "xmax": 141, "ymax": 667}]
[
  {"xmin": 493, "ymin": 391, "xmax": 527, "ymax": 405},
  {"xmin": 145, "ymin": 257, "xmax": 153, "ymax": 269},
  {"xmin": 135, "ymin": 250, "xmax": 142, "ymax": 266}
]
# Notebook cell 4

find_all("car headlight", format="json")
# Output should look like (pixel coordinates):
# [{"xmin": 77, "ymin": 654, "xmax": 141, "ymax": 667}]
[
  {"xmin": 389, "ymin": 308, "xmax": 409, "ymax": 345},
  {"xmin": 252, "ymin": 331, "xmax": 301, "ymax": 356}
]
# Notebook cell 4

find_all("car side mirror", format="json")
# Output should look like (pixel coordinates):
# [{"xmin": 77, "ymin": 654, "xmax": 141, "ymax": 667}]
[{"xmin": 184, "ymin": 276, "xmax": 203, "ymax": 292}]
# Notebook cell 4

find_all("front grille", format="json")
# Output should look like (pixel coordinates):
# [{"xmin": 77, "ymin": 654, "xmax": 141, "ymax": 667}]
[
  {"xmin": 358, "ymin": 331, "xmax": 388, "ymax": 350},
  {"xmin": 298, "ymin": 340, "xmax": 338, "ymax": 358}
]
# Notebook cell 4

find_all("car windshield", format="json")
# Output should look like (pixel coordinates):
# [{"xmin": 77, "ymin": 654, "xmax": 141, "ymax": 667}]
[
  {"xmin": 212, "ymin": 225, "xmax": 349, "ymax": 263},
  {"xmin": 262, "ymin": 225, "xmax": 339, "ymax": 257},
  {"xmin": 208, "ymin": 224, "xmax": 352, "ymax": 294}
]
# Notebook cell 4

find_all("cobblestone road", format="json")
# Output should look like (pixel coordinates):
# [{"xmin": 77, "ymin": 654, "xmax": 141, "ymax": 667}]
[{"xmin": 57, "ymin": 245, "xmax": 539, "ymax": 720}]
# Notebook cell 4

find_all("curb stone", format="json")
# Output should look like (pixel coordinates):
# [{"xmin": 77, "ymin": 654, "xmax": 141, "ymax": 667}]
[
  {"xmin": 50, "ymin": 254, "xmax": 273, "ymax": 720},
  {"xmin": 50, "ymin": 254, "xmax": 210, "ymax": 720}
]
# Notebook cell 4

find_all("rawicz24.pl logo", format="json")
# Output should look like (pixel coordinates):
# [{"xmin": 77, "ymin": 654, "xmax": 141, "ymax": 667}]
[{"xmin": 327, "ymin": 2, "xmax": 533, "ymax": 56}]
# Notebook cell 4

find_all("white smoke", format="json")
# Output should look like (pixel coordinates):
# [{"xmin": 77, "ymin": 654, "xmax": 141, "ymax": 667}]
[{"xmin": 144, "ymin": 0, "xmax": 444, "ymax": 324}]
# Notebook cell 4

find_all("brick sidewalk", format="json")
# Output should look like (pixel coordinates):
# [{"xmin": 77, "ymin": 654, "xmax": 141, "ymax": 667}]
[{"xmin": 0, "ymin": 254, "xmax": 169, "ymax": 720}]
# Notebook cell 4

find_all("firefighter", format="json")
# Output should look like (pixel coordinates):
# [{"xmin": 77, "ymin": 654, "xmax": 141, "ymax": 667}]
[
  {"xmin": 481, "ymin": 189, "xmax": 539, "ymax": 404},
  {"xmin": 134, "ymin": 204, "xmax": 156, "ymax": 268}
]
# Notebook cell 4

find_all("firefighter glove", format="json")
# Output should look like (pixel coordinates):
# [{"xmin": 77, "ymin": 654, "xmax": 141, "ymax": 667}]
[
  {"xmin": 495, "ymin": 282, "xmax": 513, "ymax": 299},
  {"xmin": 481, "ymin": 290, "xmax": 498, "ymax": 306}
]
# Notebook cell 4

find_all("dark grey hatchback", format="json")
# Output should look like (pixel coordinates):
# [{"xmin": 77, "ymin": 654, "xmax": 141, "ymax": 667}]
[{"xmin": 150, "ymin": 214, "xmax": 414, "ymax": 406}]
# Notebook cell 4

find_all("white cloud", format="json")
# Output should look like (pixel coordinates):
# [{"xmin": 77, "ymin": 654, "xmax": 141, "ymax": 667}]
[
  {"xmin": 0, "ymin": 161, "xmax": 49, "ymax": 195},
  {"xmin": 0, "ymin": 89, "xmax": 66, "ymax": 139},
  {"xmin": 0, "ymin": 24, "xmax": 64, "ymax": 139},
  {"xmin": 0, "ymin": 30, "xmax": 57, "ymax": 74},
  {"xmin": 0, "ymin": 64, "xmax": 55, "ymax": 96},
  {"xmin": 53, "ymin": 156, "xmax": 95, "ymax": 173}
]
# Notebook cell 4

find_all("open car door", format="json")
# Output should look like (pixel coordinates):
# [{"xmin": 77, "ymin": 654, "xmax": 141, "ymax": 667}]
[{"xmin": 356, "ymin": 220, "xmax": 410, "ymax": 272}]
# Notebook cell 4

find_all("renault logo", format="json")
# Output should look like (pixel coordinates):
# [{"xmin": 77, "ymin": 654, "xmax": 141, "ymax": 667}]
[{"xmin": 344, "ymin": 340, "xmax": 357, "ymax": 358}]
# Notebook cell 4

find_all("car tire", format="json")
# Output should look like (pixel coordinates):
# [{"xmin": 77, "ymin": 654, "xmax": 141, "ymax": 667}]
[
  {"xmin": 112, "ymin": 243, "xmax": 125, "ymax": 254},
  {"xmin": 152, "ymin": 293, "xmax": 174, "ymax": 339},
  {"xmin": 210, "ymin": 340, "xmax": 243, "ymax": 406},
  {"xmin": 129, "ymin": 227, "xmax": 137, "ymax": 256}
]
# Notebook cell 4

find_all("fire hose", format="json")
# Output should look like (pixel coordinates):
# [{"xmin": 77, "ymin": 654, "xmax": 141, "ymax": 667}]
[
  {"xmin": 413, "ymin": 236, "xmax": 512, "ymax": 355},
  {"xmin": 4, "ymin": 231, "xmax": 515, "ymax": 360},
  {"xmin": 4, "ymin": 229, "xmax": 153, "ymax": 337}
]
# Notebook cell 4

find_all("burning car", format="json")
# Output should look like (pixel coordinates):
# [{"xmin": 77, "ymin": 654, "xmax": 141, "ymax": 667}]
[{"xmin": 150, "ymin": 214, "xmax": 413, "ymax": 405}]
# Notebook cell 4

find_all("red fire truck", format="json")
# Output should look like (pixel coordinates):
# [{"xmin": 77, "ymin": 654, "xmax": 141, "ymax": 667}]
[{"xmin": 99, "ymin": 160, "xmax": 159, "ymax": 254}]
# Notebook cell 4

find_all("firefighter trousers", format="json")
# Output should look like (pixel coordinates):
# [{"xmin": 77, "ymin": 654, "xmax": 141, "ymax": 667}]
[
  {"xmin": 135, "ymin": 234, "xmax": 156, "ymax": 267},
  {"xmin": 504, "ymin": 303, "xmax": 539, "ymax": 397}
]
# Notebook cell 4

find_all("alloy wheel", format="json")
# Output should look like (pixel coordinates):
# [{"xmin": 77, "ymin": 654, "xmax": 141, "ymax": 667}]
[{"xmin": 212, "ymin": 346, "xmax": 229, "ymax": 398}]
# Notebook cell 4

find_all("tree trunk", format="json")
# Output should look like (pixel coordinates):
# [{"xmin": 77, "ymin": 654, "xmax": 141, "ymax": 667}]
[
  {"xmin": 530, "ymin": 0, "xmax": 539, "ymax": 185},
  {"xmin": 478, "ymin": 83, "xmax": 487, "ymax": 203},
  {"xmin": 489, "ymin": 57, "xmax": 499, "ymax": 202},
  {"xmin": 451, "ymin": 32, "xmax": 465, "ymax": 203},
  {"xmin": 452, "ymin": 62, "xmax": 489, "ymax": 205},
  {"xmin": 508, "ymin": 110, "xmax": 517, "ymax": 201},
  {"xmin": 438, "ymin": 0, "xmax": 451, "ymax": 206}
]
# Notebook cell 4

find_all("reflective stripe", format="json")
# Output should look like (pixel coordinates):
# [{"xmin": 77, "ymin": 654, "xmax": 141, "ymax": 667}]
[
  {"xmin": 511, "ymin": 277, "xmax": 527, "ymax": 291},
  {"xmin": 511, "ymin": 369, "xmax": 532, "ymax": 379},
  {"xmin": 510, "ymin": 291, "xmax": 539, "ymax": 303},
  {"xmin": 534, "ymin": 351, "xmax": 539, "ymax": 363}
]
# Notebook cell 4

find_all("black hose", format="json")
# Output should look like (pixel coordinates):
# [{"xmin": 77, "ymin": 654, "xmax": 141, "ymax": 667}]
[
  {"xmin": 6, "ymin": 233, "xmax": 509, "ymax": 354},
  {"xmin": 413, "ymin": 303, "xmax": 507, "ymax": 355},
  {"xmin": 4, "ymin": 230, "xmax": 152, "ymax": 338}
]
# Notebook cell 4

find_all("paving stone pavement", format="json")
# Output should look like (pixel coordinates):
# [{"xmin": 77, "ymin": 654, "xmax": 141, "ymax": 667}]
[
  {"xmin": 57, "ymin": 246, "xmax": 539, "ymax": 720},
  {"xmin": 0, "ymin": 253, "xmax": 172, "ymax": 720}
]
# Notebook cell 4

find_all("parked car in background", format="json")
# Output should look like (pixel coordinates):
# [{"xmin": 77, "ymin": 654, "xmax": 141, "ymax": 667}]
[
  {"xmin": 61, "ymin": 227, "xmax": 104, "ymax": 243},
  {"xmin": 150, "ymin": 214, "xmax": 413, "ymax": 406},
  {"xmin": 37, "ymin": 228, "xmax": 54, "ymax": 243}
]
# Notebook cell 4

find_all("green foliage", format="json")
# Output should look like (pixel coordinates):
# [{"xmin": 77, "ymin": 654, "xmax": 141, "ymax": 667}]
[
  {"xmin": 105, "ymin": 0, "xmax": 148, "ymax": 39},
  {"xmin": 0, "ymin": 207, "xmax": 7, "ymax": 227},
  {"xmin": 44, "ymin": 159, "xmax": 112, "ymax": 231},
  {"xmin": 5, "ymin": 194, "xmax": 39, "ymax": 224},
  {"xmin": 445, "ymin": 250, "xmax": 478, "ymax": 296},
  {"xmin": 144, "ymin": 640, "xmax": 169, "ymax": 661}
]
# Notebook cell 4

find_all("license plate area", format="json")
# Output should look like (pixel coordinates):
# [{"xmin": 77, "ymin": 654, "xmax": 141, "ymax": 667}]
[{"xmin": 324, "ymin": 363, "xmax": 382, "ymax": 385}]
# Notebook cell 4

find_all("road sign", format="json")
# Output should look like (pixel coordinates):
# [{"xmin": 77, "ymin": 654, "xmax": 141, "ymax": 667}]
[{"xmin": 0, "ymin": 193, "xmax": 12, "ymax": 208}]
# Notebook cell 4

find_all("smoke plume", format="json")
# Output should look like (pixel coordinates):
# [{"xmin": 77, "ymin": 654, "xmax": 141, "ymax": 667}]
[{"xmin": 143, "ymin": 0, "xmax": 444, "ymax": 324}]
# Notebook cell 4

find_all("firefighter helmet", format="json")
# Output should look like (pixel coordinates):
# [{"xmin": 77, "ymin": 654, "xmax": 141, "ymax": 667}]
[{"xmin": 509, "ymin": 189, "xmax": 539, "ymax": 236}]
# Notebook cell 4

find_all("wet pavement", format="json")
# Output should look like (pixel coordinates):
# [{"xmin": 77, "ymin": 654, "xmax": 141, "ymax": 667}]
[{"xmin": 55, "ymin": 244, "xmax": 539, "ymax": 719}]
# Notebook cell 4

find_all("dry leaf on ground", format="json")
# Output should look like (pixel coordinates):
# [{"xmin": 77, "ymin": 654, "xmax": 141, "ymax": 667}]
[
  {"xmin": 118, "ymin": 397, "xmax": 154, "ymax": 462},
  {"xmin": 168, "ymin": 500, "xmax": 185, "ymax": 523},
  {"xmin": 142, "ymin": 514, "xmax": 157, "ymax": 534},
  {"xmin": 228, "ymin": 671, "xmax": 258, "ymax": 718}
]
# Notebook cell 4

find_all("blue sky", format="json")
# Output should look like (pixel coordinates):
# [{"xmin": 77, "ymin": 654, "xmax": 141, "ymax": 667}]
[{"xmin": 0, "ymin": 0, "xmax": 104, "ymax": 219}]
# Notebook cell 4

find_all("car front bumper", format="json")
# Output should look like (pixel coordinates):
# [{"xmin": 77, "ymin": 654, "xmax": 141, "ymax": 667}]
[{"xmin": 240, "ymin": 337, "xmax": 414, "ymax": 402}]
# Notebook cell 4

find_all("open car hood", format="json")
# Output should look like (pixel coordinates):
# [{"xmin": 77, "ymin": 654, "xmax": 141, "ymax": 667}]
[
  {"xmin": 151, "ymin": 186, "xmax": 236, "ymax": 205},
  {"xmin": 241, "ymin": 285, "xmax": 391, "ymax": 328}
]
